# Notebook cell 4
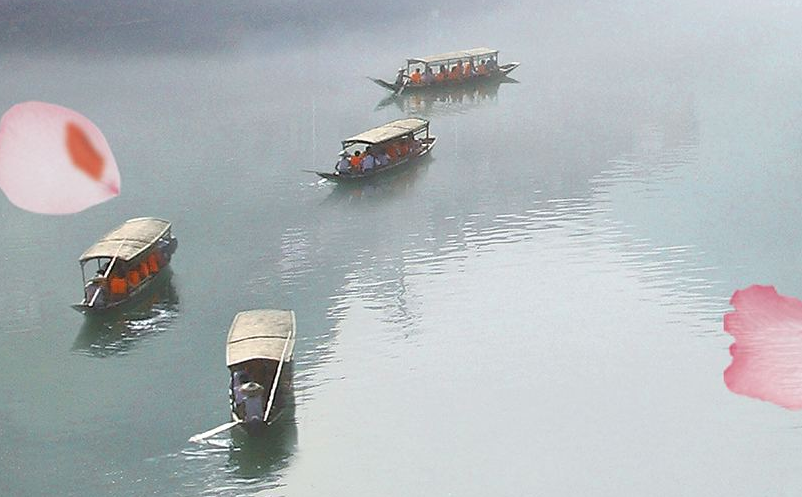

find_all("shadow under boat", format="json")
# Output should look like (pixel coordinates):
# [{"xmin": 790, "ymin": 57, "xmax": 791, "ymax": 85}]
[
  {"xmin": 72, "ymin": 269, "xmax": 180, "ymax": 357},
  {"xmin": 375, "ymin": 76, "xmax": 519, "ymax": 115}
]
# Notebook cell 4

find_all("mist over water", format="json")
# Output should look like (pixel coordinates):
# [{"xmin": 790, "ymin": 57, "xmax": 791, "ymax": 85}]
[{"xmin": 2, "ymin": 1, "xmax": 802, "ymax": 495}]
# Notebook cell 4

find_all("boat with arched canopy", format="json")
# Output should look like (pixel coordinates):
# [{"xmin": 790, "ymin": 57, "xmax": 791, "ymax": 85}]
[
  {"xmin": 312, "ymin": 118, "xmax": 436, "ymax": 183},
  {"xmin": 71, "ymin": 217, "xmax": 177, "ymax": 313},
  {"xmin": 370, "ymin": 47, "xmax": 520, "ymax": 95}
]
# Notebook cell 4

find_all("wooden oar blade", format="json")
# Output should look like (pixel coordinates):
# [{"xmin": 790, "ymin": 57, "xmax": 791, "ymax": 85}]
[
  {"xmin": 367, "ymin": 77, "xmax": 398, "ymax": 92},
  {"xmin": 188, "ymin": 420, "xmax": 240, "ymax": 443}
]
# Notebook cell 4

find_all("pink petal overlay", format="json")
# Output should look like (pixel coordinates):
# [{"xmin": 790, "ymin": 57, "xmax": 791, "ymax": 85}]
[
  {"xmin": 0, "ymin": 101, "xmax": 120, "ymax": 214},
  {"xmin": 724, "ymin": 285, "xmax": 802, "ymax": 410}
]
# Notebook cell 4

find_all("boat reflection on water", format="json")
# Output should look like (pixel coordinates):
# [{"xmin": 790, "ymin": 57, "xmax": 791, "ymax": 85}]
[
  {"xmin": 228, "ymin": 390, "xmax": 297, "ymax": 478},
  {"xmin": 72, "ymin": 269, "xmax": 180, "ymax": 357},
  {"xmin": 375, "ymin": 77, "xmax": 518, "ymax": 116},
  {"xmin": 322, "ymin": 158, "xmax": 431, "ymax": 204}
]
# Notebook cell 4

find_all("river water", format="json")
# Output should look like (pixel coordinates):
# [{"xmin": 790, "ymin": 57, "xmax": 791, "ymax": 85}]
[{"xmin": 2, "ymin": 1, "xmax": 802, "ymax": 496}]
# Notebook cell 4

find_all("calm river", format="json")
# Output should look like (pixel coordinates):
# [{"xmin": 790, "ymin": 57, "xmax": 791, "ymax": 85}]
[{"xmin": 2, "ymin": 1, "xmax": 802, "ymax": 495}]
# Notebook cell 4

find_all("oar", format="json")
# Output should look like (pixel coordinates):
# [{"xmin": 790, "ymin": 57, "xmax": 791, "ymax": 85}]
[
  {"xmin": 188, "ymin": 419, "xmax": 241, "ymax": 444},
  {"xmin": 88, "ymin": 238, "xmax": 127, "ymax": 307}
]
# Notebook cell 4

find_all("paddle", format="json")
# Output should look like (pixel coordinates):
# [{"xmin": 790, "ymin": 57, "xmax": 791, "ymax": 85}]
[{"xmin": 188, "ymin": 419, "xmax": 241, "ymax": 444}]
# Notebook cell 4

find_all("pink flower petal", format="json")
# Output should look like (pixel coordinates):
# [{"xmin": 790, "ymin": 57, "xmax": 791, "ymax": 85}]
[
  {"xmin": 0, "ymin": 101, "xmax": 121, "ymax": 215},
  {"xmin": 723, "ymin": 284, "xmax": 802, "ymax": 410}
]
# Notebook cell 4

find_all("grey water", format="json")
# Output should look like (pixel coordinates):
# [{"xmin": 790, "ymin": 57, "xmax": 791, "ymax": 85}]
[{"xmin": 2, "ymin": 1, "xmax": 802, "ymax": 495}]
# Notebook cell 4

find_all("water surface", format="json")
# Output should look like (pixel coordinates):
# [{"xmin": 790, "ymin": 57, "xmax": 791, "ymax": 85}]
[{"xmin": 2, "ymin": 1, "xmax": 802, "ymax": 495}]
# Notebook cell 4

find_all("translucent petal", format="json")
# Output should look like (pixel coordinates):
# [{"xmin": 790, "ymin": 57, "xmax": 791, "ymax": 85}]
[
  {"xmin": 723, "ymin": 285, "xmax": 802, "ymax": 410},
  {"xmin": 0, "ymin": 101, "xmax": 121, "ymax": 215}
]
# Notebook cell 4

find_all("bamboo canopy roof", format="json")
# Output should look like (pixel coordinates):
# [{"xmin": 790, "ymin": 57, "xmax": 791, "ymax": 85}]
[
  {"xmin": 407, "ymin": 47, "xmax": 498, "ymax": 65},
  {"xmin": 343, "ymin": 118, "xmax": 429, "ymax": 146},
  {"xmin": 79, "ymin": 217, "xmax": 171, "ymax": 262},
  {"xmin": 226, "ymin": 309, "xmax": 296, "ymax": 367}
]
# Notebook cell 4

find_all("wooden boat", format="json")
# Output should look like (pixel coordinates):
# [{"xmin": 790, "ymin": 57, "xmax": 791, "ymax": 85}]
[
  {"xmin": 71, "ymin": 217, "xmax": 178, "ymax": 314},
  {"xmin": 312, "ymin": 118, "xmax": 436, "ymax": 183},
  {"xmin": 227, "ymin": 309, "xmax": 296, "ymax": 433},
  {"xmin": 370, "ymin": 47, "xmax": 520, "ymax": 95}
]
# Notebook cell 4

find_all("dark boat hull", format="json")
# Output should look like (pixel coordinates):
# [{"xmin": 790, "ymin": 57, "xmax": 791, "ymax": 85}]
[
  {"xmin": 315, "ymin": 138, "xmax": 436, "ymax": 184},
  {"xmin": 71, "ymin": 266, "xmax": 174, "ymax": 314},
  {"xmin": 372, "ymin": 63, "xmax": 520, "ymax": 94}
]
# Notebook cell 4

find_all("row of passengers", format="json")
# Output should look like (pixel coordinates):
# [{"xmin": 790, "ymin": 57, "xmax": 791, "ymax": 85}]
[
  {"xmin": 102, "ymin": 251, "xmax": 165, "ymax": 296},
  {"xmin": 336, "ymin": 139, "xmax": 422, "ymax": 173},
  {"xmin": 409, "ymin": 58, "xmax": 498, "ymax": 85}
]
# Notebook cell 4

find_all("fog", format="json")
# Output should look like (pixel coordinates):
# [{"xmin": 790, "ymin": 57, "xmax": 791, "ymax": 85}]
[{"xmin": 3, "ymin": 1, "xmax": 802, "ymax": 496}]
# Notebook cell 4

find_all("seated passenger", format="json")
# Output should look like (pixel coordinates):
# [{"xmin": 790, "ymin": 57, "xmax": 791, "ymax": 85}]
[
  {"xmin": 487, "ymin": 56, "xmax": 498, "ymax": 72},
  {"xmin": 410, "ymin": 137, "xmax": 423, "ymax": 153},
  {"xmin": 422, "ymin": 67, "xmax": 435, "ymax": 85},
  {"xmin": 127, "ymin": 269, "xmax": 140, "ymax": 287},
  {"xmin": 435, "ymin": 65, "xmax": 447, "ymax": 83},
  {"xmin": 109, "ymin": 275, "xmax": 127, "ymax": 296},
  {"xmin": 477, "ymin": 60, "xmax": 489, "ymax": 75},
  {"xmin": 96, "ymin": 261, "xmax": 111, "ymax": 276},
  {"xmin": 148, "ymin": 253, "xmax": 159, "ymax": 273},
  {"xmin": 464, "ymin": 60, "xmax": 475, "ymax": 78},
  {"xmin": 410, "ymin": 68, "xmax": 422, "ymax": 84},
  {"xmin": 361, "ymin": 148, "xmax": 377, "ymax": 172},
  {"xmin": 349, "ymin": 150, "xmax": 362, "ymax": 171},
  {"xmin": 398, "ymin": 140, "xmax": 410, "ymax": 156},
  {"xmin": 232, "ymin": 370, "xmax": 251, "ymax": 405},
  {"xmin": 377, "ymin": 149, "xmax": 390, "ymax": 166},
  {"xmin": 449, "ymin": 62, "xmax": 462, "ymax": 81},
  {"xmin": 336, "ymin": 152, "xmax": 350, "ymax": 173}
]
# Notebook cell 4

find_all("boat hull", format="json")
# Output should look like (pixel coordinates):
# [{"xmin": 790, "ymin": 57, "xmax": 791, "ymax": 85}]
[
  {"xmin": 372, "ymin": 63, "xmax": 520, "ymax": 94},
  {"xmin": 316, "ymin": 138, "xmax": 436, "ymax": 184},
  {"xmin": 72, "ymin": 266, "xmax": 175, "ymax": 315}
]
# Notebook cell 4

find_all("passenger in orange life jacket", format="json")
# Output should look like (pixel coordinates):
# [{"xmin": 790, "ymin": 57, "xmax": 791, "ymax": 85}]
[
  {"xmin": 435, "ymin": 65, "xmax": 447, "ymax": 82},
  {"xmin": 349, "ymin": 150, "xmax": 362, "ymax": 172},
  {"xmin": 477, "ymin": 60, "xmax": 489, "ymax": 75},
  {"xmin": 127, "ymin": 268, "xmax": 140, "ymax": 287},
  {"xmin": 463, "ymin": 60, "xmax": 475, "ymax": 78},
  {"xmin": 449, "ymin": 61, "xmax": 463, "ymax": 80},
  {"xmin": 398, "ymin": 140, "xmax": 410, "ymax": 156},
  {"xmin": 386, "ymin": 144, "xmax": 398, "ymax": 160},
  {"xmin": 410, "ymin": 67, "xmax": 422, "ymax": 84},
  {"xmin": 148, "ymin": 253, "xmax": 159, "ymax": 273}
]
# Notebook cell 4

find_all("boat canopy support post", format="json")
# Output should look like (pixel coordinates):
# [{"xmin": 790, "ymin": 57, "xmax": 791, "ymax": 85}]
[
  {"xmin": 88, "ymin": 238, "xmax": 127, "ymax": 308},
  {"xmin": 263, "ymin": 319, "xmax": 294, "ymax": 422}
]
